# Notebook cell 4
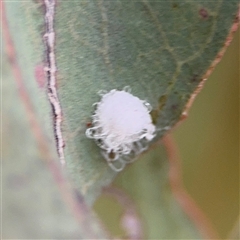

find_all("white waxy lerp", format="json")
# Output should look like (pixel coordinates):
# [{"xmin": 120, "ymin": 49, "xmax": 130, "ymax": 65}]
[{"xmin": 86, "ymin": 87, "xmax": 156, "ymax": 171}]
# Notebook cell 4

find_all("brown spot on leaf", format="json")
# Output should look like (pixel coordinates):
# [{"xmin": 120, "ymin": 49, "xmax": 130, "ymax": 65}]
[
  {"xmin": 172, "ymin": 3, "xmax": 178, "ymax": 9},
  {"xmin": 171, "ymin": 104, "xmax": 178, "ymax": 111},
  {"xmin": 158, "ymin": 95, "xmax": 167, "ymax": 110},
  {"xmin": 150, "ymin": 109, "xmax": 158, "ymax": 125},
  {"xmin": 199, "ymin": 8, "xmax": 208, "ymax": 19},
  {"xmin": 190, "ymin": 74, "xmax": 199, "ymax": 83},
  {"xmin": 86, "ymin": 122, "xmax": 92, "ymax": 128},
  {"xmin": 150, "ymin": 95, "xmax": 167, "ymax": 125},
  {"xmin": 108, "ymin": 151, "xmax": 116, "ymax": 160}
]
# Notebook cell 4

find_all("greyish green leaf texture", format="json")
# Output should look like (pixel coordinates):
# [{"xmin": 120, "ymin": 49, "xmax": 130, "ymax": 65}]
[
  {"xmin": 54, "ymin": 1, "xmax": 238, "ymax": 203},
  {"xmin": 2, "ymin": 44, "xmax": 84, "ymax": 239},
  {"xmin": 5, "ymin": 0, "xmax": 238, "ymax": 205}
]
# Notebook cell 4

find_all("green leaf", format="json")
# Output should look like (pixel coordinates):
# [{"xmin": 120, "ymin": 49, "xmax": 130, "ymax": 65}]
[
  {"xmin": 4, "ymin": 0, "xmax": 238, "ymax": 205},
  {"xmin": 3, "ymin": 36, "xmax": 112, "ymax": 237},
  {"xmin": 2, "ymin": 44, "xmax": 83, "ymax": 239},
  {"xmin": 54, "ymin": 0, "xmax": 239, "ymax": 203},
  {"xmin": 2, "ymin": 6, "xmax": 109, "ymax": 239}
]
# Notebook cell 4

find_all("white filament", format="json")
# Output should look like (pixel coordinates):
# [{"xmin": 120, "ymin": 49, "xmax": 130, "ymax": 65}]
[{"xmin": 86, "ymin": 88, "xmax": 156, "ymax": 171}]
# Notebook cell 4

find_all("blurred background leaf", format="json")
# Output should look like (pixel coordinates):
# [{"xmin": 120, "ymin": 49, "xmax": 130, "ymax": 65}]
[
  {"xmin": 2, "ymin": 37, "xmax": 110, "ymax": 239},
  {"xmin": 2, "ymin": 43, "xmax": 84, "ymax": 239},
  {"xmin": 173, "ymin": 27, "xmax": 239, "ymax": 239},
  {"xmin": 227, "ymin": 216, "xmax": 240, "ymax": 239}
]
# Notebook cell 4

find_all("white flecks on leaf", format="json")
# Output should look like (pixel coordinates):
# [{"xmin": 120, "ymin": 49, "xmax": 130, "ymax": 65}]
[{"xmin": 86, "ymin": 87, "xmax": 156, "ymax": 171}]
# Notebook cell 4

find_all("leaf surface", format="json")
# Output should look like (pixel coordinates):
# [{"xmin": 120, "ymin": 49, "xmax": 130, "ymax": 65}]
[
  {"xmin": 53, "ymin": 0, "xmax": 239, "ymax": 203},
  {"xmin": 2, "ymin": 43, "xmax": 84, "ymax": 239},
  {"xmin": 4, "ymin": 0, "xmax": 239, "ymax": 204},
  {"xmin": 3, "ymin": 4, "xmax": 110, "ymax": 239}
]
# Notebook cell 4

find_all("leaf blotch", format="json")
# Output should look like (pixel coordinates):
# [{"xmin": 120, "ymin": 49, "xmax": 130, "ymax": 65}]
[
  {"xmin": 172, "ymin": 3, "xmax": 178, "ymax": 9},
  {"xmin": 171, "ymin": 104, "xmax": 178, "ymax": 111},
  {"xmin": 150, "ymin": 95, "xmax": 167, "ymax": 125},
  {"xmin": 190, "ymin": 74, "xmax": 200, "ymax": 83},
  {"xmin": 158, "ymin": 95, "xmax": 167, "ymax": 110},
  {"xmin": 86, "ymin": 121, "xmax": 92, "ymax": 128},
  {"xmin": 199, "ymin": 8, "xmax": 209, "ymax": 19},
  {"xmin": 150, "ymin": 109, "xmax": 158, "ymax": 125},
  {"xmin": 108, "ymin": 151, "xmax": 116, "ymax": 160}
]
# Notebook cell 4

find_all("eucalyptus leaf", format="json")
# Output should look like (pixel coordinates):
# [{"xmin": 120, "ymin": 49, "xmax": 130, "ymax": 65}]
[
  {"xmin": 54, "ymin": 0, "xmax": 239, "ymax": 203},
  {"xmin": 2, "ymin": 46, "xmax": 83, "ymax": 239},
  {"xmin": 4, "ymin": 0, "xmax": 239, "ymax": 205}
]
